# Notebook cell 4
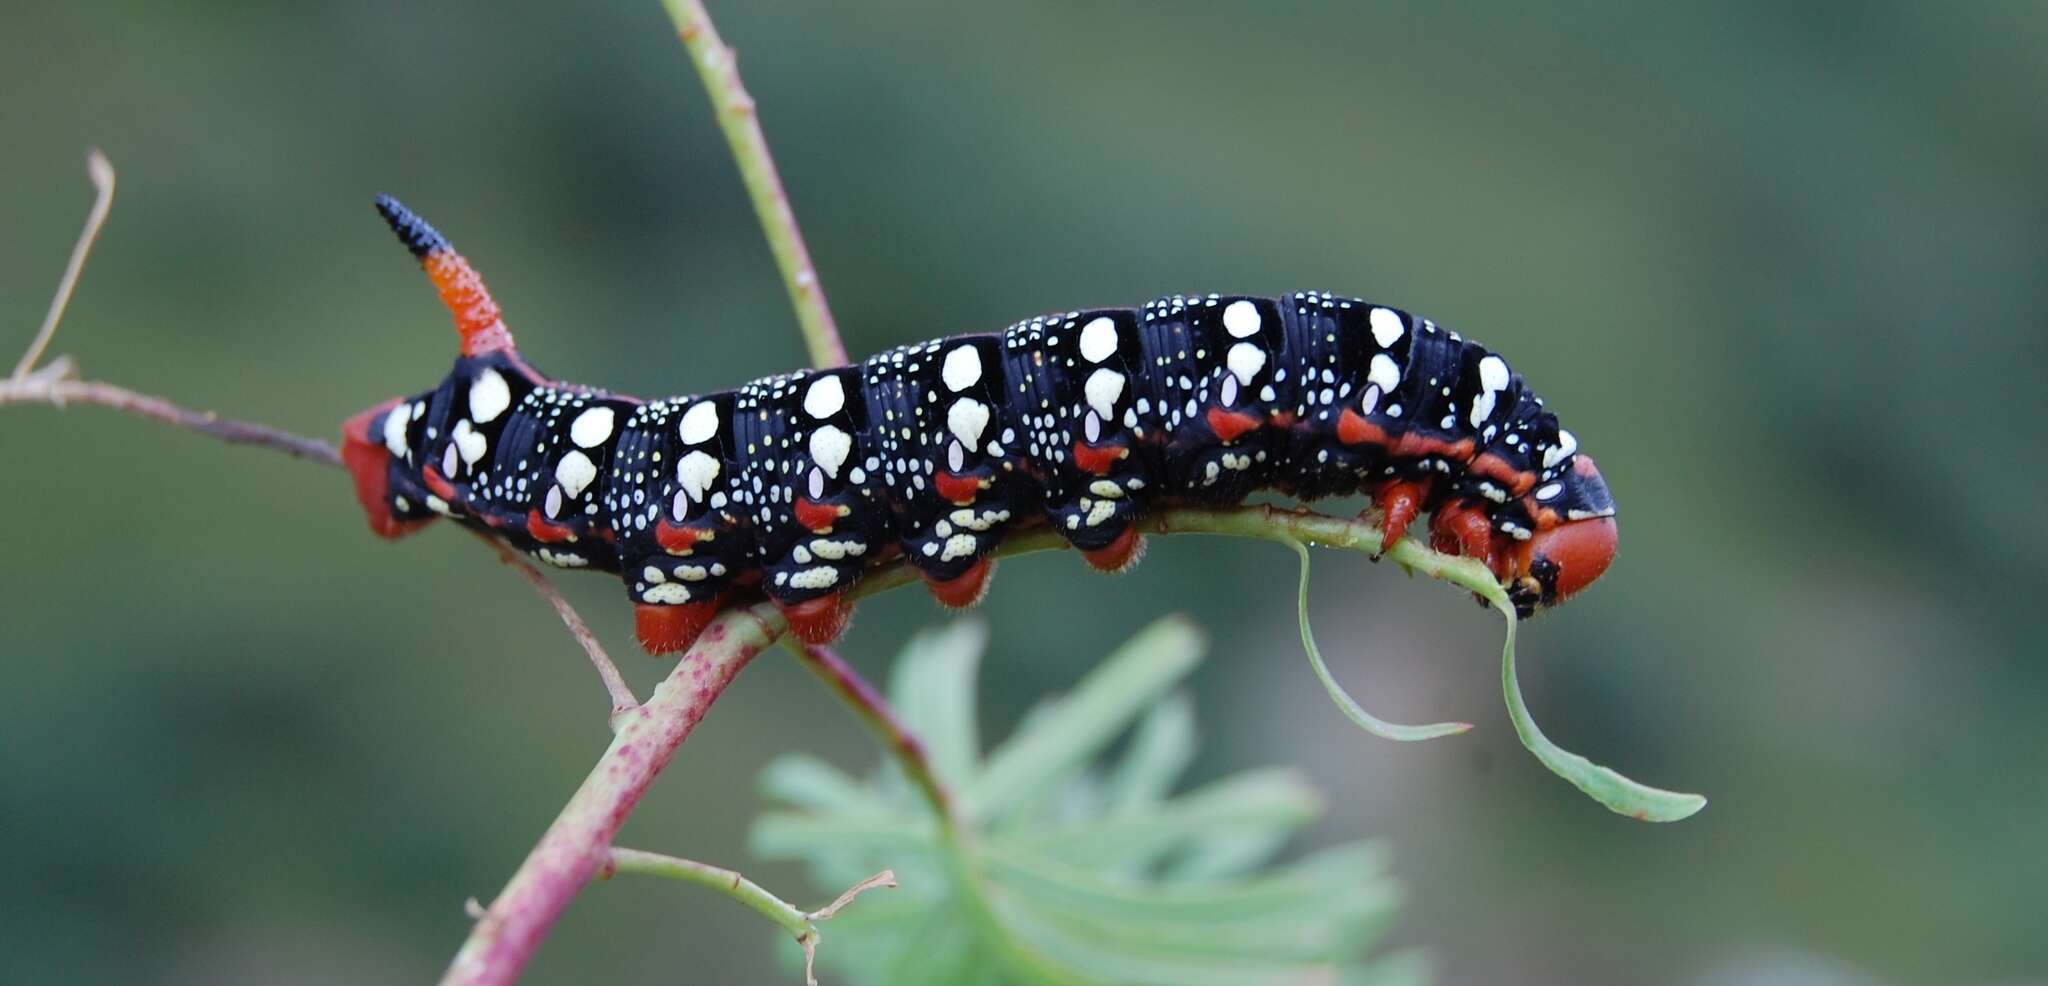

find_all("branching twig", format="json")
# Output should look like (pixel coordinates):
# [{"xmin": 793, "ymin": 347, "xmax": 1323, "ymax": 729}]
[
  {"xmin": 661, "ymin": 0, "xmax": 847, "ymax": 368},
  {"xmin": 786, "ymin": 642, "xmax": 955, "ymax": 822},
  {"xmin": 443, "ymin": 607, "xmax": 775, "ymax": 986},
  {"xmin": 13, "ymin": 149, "xmax": 114, "ymax": 380},
  {"xmin": 471, "ymin": 530, "xmax": 640, "ymax": 725},
  {"xmin": 0, "ymin": 375, "xmax": 343, "ymax": 465},
  {"xmin": 605, "ymin": 847, "xmax": 895, "ymax": 986}
]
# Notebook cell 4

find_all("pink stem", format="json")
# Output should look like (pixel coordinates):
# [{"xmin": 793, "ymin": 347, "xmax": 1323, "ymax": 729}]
[
  {"xmin": 439, "ymin": 609, "xmax": 777, "ymax": 986},
  {"xmin": 790, "ymin": 643, "xmax": 954, "ymax": 821}
]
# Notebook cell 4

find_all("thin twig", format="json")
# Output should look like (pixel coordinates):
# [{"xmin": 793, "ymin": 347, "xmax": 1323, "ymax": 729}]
[
  {"xmin": 661, "ymin": 0, "xmax": 848, "ymax": 368},
  {"xmin": 471, "ymin": 530, "xmax": 640, "ymax": 725},
  {"xmin": 605, "ymin": 847, "xmax": 895, "ymax": 986},
  {"xmin": 0, "ymin": 376, "xmax": 343, "ymax": 466},
  {"xmin": 442, "ymin": 607, "xmax": 778, "ymax": 986},
  {"xmin": 786, "ymin": 642, "xmax": 955, "ymax": 822},
  {"xmin": 665, "ymin": 0, "xmax": 949, "ymax": 837},
  {"xmin": 13, "ymin": 149, "xmax": 115, "ymax": 380}
]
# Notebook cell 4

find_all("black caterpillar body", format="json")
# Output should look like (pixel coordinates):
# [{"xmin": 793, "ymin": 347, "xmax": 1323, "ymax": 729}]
[{"xmin": 344, "ymin": 198, "xmax": 1619, "ymax": 653}]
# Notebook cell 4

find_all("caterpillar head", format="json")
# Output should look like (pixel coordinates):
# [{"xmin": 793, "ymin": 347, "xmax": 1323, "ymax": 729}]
[{"xmin": 1510, "ymin": 454, "xmax": 1617, "ymax": 615}]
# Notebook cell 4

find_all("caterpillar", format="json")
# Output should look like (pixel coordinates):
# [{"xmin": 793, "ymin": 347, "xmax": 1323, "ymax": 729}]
[{"xmin": 343, "ymin": 197, "xmax": 1618, "ymax": 655}]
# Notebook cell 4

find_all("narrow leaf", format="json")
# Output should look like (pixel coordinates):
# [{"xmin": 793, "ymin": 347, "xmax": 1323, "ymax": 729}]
[
  {"xmin": 1004, "ymin": 768, "xmax": 1321, "ymax": 865},
  {"xmin": 1291, "ymin": 541, "xmax": 1472, "ymax": 741},
  {"xmin": 968, "ymin": 616, "xmax": 1205, "ymax": 820},
  {"xmin": 758, "ymin": 754, "xmax": 886, "ymax": 814},
  {"xmin": 1106, "ymin": 692, "xmax": 1197, "ymax": 813},
  {"xmin": 1494, "ymin": 602, "xmax": 1707, "ymax": 822},
  {"xmin": 888, "ymin": 618, "xmax": 987, "ymax": 787}
]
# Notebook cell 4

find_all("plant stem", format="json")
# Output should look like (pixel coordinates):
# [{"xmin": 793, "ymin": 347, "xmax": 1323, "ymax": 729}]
[
  {"xmin": 0, "ymin": 374, "xmax": 343, "ymax": 465},
  {"xmin": 786, "ymin": 642, "xmax": 956, "ymax": 822},
  {"xmin": 660, "ymin": 0, "xmax": 847, "ymax": 369},
  {"xmin": 14, "ymin": 149, "xmax": 114, "ymax": 380},
  {"xmin": 606, "ymin": 847, "xmax": 895, "ymax": 986},
  {"xmin": 441, "ymin": 608, "xmax": 777, "ymax": 986},
  {"xmin": 471, "ymin": 530, "xmax": 640, "ymax": 724}
]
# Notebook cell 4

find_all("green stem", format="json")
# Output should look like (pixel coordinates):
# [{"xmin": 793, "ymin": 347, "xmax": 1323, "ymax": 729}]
[
  {"xmin": 606, "ymin": 847, "xmax": 896, "ymax": 986},
  {"xmin": 1287, "ymin": 539, "xmax": 1472, "ymax": 741},
  {"xmin": 1488, "ymin": 597, "xmax": 1707, "ymax": 822},
  {"xmin": 660, "ymin": 0, "xmax": 848, "ymax": 369}
]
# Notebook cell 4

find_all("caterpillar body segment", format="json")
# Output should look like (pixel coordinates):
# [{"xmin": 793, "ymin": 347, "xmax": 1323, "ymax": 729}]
[{"xmin": 343, "ymin": 199, "xmax": 1618, "ymax": 655}]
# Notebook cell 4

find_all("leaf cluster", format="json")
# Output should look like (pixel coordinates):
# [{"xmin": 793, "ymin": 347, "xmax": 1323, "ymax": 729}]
[{"xmin": 750, "ymin": 618, "xmax": 1431, "ymax": 986}]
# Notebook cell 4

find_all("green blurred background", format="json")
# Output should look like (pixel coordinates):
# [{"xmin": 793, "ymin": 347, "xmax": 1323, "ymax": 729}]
[{"xmin": 4, "ymin": 3, "xmax": 2044, "ymax": 983}]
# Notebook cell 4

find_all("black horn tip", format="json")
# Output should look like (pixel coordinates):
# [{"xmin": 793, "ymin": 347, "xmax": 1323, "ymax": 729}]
[{"xmin": 374, "ymin": 194, "xmax": 448, "ymax": 260}]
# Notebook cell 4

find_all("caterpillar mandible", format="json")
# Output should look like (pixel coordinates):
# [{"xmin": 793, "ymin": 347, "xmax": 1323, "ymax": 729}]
[{"xmin": 343, "ymin": 197, "xmax": 1618, "ymax": 655}]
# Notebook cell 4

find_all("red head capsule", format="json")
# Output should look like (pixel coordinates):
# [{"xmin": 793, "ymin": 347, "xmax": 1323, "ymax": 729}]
[{"xmin": 1516, "ymin": 455, "xmax": 1619, "ymax": 609}]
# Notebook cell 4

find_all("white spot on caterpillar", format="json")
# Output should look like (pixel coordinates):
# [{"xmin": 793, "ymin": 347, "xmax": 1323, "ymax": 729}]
[
  {"xmin": 1226, "ymin": 343, "xmax": 1266, "ymax": 385},
  {"xmin": 1470, "ymin": 354, "xmax": 1510, "ymax": 426},
  {"xmin": 1085, "ymin": 498, "xmax": 1116, "ymax": 526},
  {"xmin": 947, "ymin": 508, "xmax": 1010, "ymax": 531},
  {"xmin": 644, "ymin": 583, "xmax": 689, "ymax": 603},
  {"xmin": 1223, "ymin": 299, "xmax": 1260, "ymax": 338},
  {"xmin": 544, "ymin": 484, "xmax": 564, "ymax": 518},
  {"xmin": 468, "ymin": 368, "xmax": 511, "ymax": 423},
  {"xmin": 1084, "ymin": 368, "xmax": 1125, "ymax": 419},
  {"xmin": 555, "ymin": 450, "xmax": 598, "ymax": 498},
  {"xmin": 809, "ymin": 424, "xmax": 852, "ymax": 479},
  {"xmin": 1536, "ymin": 482, "xmax": 1563, "ymax": 500},
  {"xmin": 940, "ymin": 533, "xmax": 979, "ymax": 561},
  {"xmin": 441, "ymin": 441, "xmax": 460, "ymax": 479},
  {"xmin": 671, "ymin": 489, "xmax": 690, "ymax": 520},
  {"xmin": 675, "ymin": 450, "xmax": 720, "ymax": 501},
  {"xmin": 789, "ymin": 566, "xmax": 840, "ymax": 589},
  {"xmin": 1079, "ymin": 316, "xmax": 1118, "ymax": 363},
  {"xmin": 1089, "ymin": 480, "xmax": 1124, "ymax": 499},
  {"xmin": 452, "ymin": 418, "xmax": 487, "ymax": 465},
  {"xmin": 643, "ymin": 565, "xmax": 667, "ymax": 583},
  {"xmin": 1368, "ymin": 353, "xmax": 1400, "ymax": 393},
  {"xmin": 810, "ymin": 538, "xmax": 867, "ymax": 560},
  {"xmin": 539, "ymin": 548, "xmax": 590, "ymax": 569},
  {"xmin": 803, "ymin": 375, "xmax": 845, "ymax": 418},
  {"xmin": 679, "ymin": 401, "xmax": 719, "ymax": 445},
  {"xmin": 382, "ymin": 408, "xmax": 410, "ymax": 458},
  {"xmin": 948, "ymin": 397, "xmax": 991, "ymax": 447},
  {"xmin": 570, "ymin": 407, "xmax": 615, "ymax": 449},
  {"xmin": 1478, "ymin": 354, "xmax": 1510, "ymax": 392},
  {"xmin": 1219, "ymin": 375, "xmax": 1239, "ymax": 406},
  {"xmin": 1370, "ymin": 307, "xmax": 1404, "ymax": 347},
  {"xmin": 1083, "ymin": 409, "xmax": 1102, "ymax": 443},
  {"xmin": 1543, "ymin": 429, "xmax": 1578, "ymax": 468},
  {"xmin": 941, "ymin": 345, "xmax": 982, "ymax": 392}
]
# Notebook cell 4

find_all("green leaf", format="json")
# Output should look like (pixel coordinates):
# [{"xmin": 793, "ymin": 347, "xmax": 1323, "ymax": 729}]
[
  {"xmin": 888, "ymin": 619, "xmax": 987, "ymax": 789},
  {"xmin": 1104, "ymin": 692, "xmax": 1196, "ymax": 813},
  {"xmin": 757, "ymin": 754, "xmax": 886, "ymax": 814},
  {"xmin": 1291, "ymin": 541, "xmax": 1473, "ymax": 741},
  {"xmin": 967, "ymin": 615, "xmax": 1205, "ymax": 821},
  {"xmin": 752, "ymin": 620, "xmax": 1425, "ymax": 985},
  {"xmin": 1493, "ymin": 602, "xmax": 1708, "ymax": 822},
  {"xmin": 1003, "ymin": 768, "xmax": 1322, "ymax": 866}
]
